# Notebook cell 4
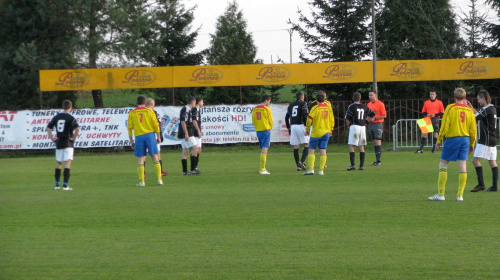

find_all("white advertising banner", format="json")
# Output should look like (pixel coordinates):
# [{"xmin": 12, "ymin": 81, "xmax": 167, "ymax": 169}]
[{"xmin": 0, "ymin": 104, "xmax": 291, "ymax": 150}]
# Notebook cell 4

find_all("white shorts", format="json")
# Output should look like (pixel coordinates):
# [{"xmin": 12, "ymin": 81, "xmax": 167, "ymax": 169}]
[
  {"xmin": 290, "ymin": 124, "xmax": 309, "ymax": 146},
  {"xmin": 474, "ymin": 143, "xmax": 497, "ymax": 161},
  {"xmin": 56, "ymin": 148, "xmax": 74, "ymax": 162},
  {"xmin": 348, "ymin": 125, "xmax": 367, "ymax": 146},
  {"xmin": 195, "ymin": 137, "xmax": 202, "ymax": 148},
  {"xmin": 181, "ymin": 136, "xmax": 196, "ymax": 149}
]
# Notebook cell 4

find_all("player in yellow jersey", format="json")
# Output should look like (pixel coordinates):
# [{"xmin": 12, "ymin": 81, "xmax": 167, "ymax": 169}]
[
  {"xmin": 429, "ymin": 88, "xmax": 476, "ymax": 201},
  {"xmin": 128, "ymin": 95, "xmax": 163, "ymax": 187},
  {"xmin": 303, "ymin": 93, "xmax": 334, "ymax": 175},
  {"xmin": 252, "ymin": 95, "xmax": 273, "ymax": 175}
]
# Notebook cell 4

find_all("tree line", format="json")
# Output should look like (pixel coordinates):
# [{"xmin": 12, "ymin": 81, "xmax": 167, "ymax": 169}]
[{"xmin": 1, "ymin": 0, "xmax": 499, "ymax": 110}]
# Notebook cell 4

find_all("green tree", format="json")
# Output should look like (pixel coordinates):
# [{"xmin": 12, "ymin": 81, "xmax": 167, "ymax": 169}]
[
  {"xmin": 205, "ymin": 0, "xmax": 260, "ymax": 104},
  {"xmin": 139, "ymin": 0, "xmax": 204, "ymax": 106},
  {"xmin": 376, "ymin": 0, "xmax": 465, "ymax": 99},
  {"xmin": 0, "ymin": 0, "xmax": 79, "ymax": 110},
  {"xmin": 484, "ymin": 0, "xmax": 500, "ymax": 57},
  {"xmin": 72, "ymin": 0, "xmax": 153, "ymax": 107},
  {"xmin": 459, "ymin": 0, "xmax": 488, "ymax": 58},
  {"xmin": 288, "ymin": 0, "xmax": 374, "ymax": 101}
]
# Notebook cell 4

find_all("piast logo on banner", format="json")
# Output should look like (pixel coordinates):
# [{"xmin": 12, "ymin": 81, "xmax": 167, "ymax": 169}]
[
  {"xmin": 123, "ymin": 70, "xmax": 156, "ymax": 86},
  {"xmin": 390, "ymin": 62, "xmax": 424, "ymax": 79},
  {"xmin": 190, "ymin": 68, "xmax": 223, "ymax": 84},
  {"xmin": 56, "ymin": 72, "xmax": 90, "ymax": 88},
  {"xmin": 322, "ymin": 64, "xmax": 357, "ymax": 81},
  {"xmin": 256, "ymin": 66, "xmax": 290, "ymax": 82},
  {"xmin": 457, "ymin": 61, "xmax": 492, "ymax": 77}
]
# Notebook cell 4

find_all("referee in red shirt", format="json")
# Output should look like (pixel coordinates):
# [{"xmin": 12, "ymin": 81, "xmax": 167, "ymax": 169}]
[{"xmin": 416, "ymin": 91, "xmax": 444, "ymax": 153}]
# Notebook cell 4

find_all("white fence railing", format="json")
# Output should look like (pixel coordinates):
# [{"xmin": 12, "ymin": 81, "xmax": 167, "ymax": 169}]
[{"xmin": 392, "ymin": 118, "xmax": 500, "ymax": 150}]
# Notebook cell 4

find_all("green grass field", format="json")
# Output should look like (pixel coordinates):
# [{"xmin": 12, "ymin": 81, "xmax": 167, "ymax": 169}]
[{"xmin": 1, "ymin": 146, "xmax": 499, "ymax": 279}]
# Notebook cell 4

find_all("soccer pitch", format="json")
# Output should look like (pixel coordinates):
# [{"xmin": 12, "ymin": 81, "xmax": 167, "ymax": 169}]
[{"xmin": 1, "ymin": 146, "xmax": 499, "ymax": 279}]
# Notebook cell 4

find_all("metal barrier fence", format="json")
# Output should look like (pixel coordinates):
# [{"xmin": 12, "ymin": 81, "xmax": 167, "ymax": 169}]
[{"xmin": 393, "ymin": 118, "xmax": 500, "ymax": 150}]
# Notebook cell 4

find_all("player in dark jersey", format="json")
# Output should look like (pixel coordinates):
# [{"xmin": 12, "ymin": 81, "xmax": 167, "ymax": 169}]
[
  {"xmin": 46, "ymin": 100, "xmax": 80, "ymax": 190},
  {"xmin": 192, "ymin": 98, "xmax": 204, "ymax": 172},
  {"xmin": 178, "ymin": 97, "xmax": 198, "ymax": 175},
  {"xmin": 469, "ymin": 90, "xmax": 498, "ymax": 192},
  {"xmin": 345, "ymin": 92, "xmax": 376, "ymax": 171},
  {"xmin": 285, "ymin": 92, "xmax": 309, "ymax": 170}
]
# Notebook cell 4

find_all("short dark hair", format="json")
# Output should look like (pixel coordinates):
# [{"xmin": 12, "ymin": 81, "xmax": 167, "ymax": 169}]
[
  {"xmin": 62, "ymin": 100, "xmax": 72, "ymax": 110},
  {"xmin": 318, "ymin": 90, "xmax": 327, "ymax": 99},
  {"xmin": 196, "ymin": 97, "xmax": 203, "ymax": 104},
  {"xmin": 261, "ymin": 95, "xmax": 271, "ymax": 103},
  {"xmin": 296, "ymin": 92, "xmax": 304, "ymax": 100},
  {"xmin": 478, "ymin": 90, "xmax": 491, "ymax": 104},
  {"xmin": 137, "ymin": 95, "xmax": 146, "ymax": 105},
  {"xmin": 188, "ymin": 97, "xmax": 196, "ymax": 104},
  {"xmin": 352, "ymin": 92, "xmax": 361, "ymax": 102},
  {"xmin": 316, "ymin": 93, "xmax": 325, "ymax": 103}
]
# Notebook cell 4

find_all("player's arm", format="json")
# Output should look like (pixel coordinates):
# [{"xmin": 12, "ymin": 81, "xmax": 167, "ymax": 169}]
[
  {"xmin": 193, "ymin": 119, "xmax": 202, "ymax": 138},
  {"xmin": 127, "ymin": 115, "xmax": 135, "ymax": 148},
  {"xmin": 267, "ymin": 107, "xmax": 273, "ymax": 129},
  {"xmin": 329, "ymin": 107, "xmax": 335, "ymax": 133},
  {"xmin": 181, "ymin": 120, "xmax": 189, "ymax": 141},
  {"xmin": 70, "ymin": 127, "xmax": 80, "ymax": 142},
  {"xmin": 305, "ymin": 111, "xmax": 314, "ymax": 136},
  {"xmin": 46, "ymin": 127, "xmax": 57, "ymax": 142},
  {"xmin": 285, "ymin": 111, "xmax": 291, "ymax": 133}
]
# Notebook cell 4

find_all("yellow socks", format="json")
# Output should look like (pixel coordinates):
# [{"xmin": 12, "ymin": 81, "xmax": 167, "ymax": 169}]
[
  {"xmin": 458, "ymin": 172, "xmax": 467, "ymax": 197},
  {"xmin": 438, "ymin": 167, "xmax": 447, "ymax": 197},
  {"xmin": 308, "ymin": 153, "xmax": 316, "ymax": 171},
  {"xmin": 154, "ymin": 161, "xmax": 162, "ymax": 180},
  {"xmin": 319, "ymin": 155, "xmax": 327, "ymax": 171},
  {"xmin": 260, "ymin": 153, "xmax": 267, "ymax": 172},
  {"xmin": 137, "ymin": 163, "xmax": 145, "ymax": 182}
]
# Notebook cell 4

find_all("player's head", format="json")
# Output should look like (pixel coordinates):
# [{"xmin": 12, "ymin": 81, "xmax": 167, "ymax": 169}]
[
  {"xmin": 196, "ymin": 97, "xmax": 204, "ymax": 107},
  {"xmin": 352, "ymin": 92, "xmax": 361, "ymax": 102},
  {"xmin": 296, "ymin": 92, "xmax": 304, "ymax": 101},
  {"xmin": 317, "ymin": 90, "xmax": 327, "ymax": 100},
  {"xmin": 369, "ymin": 91, "xmax": 378, "ymax": 102},
  {"xmin": 453, "ymin": 88, "xmax": 466, "ymax": 101},
  {"xmin": 145, "ymin": 98, "xmax": 155, "ymax": 108},
  {"xmin": 261, "ymin": 94, "xmax": 271, "ymax": 104},
  {"xmin": 477, "ymin": 90, "xmax": 491, "ymax": 106},
  {"xmin": 62, "ymin": 100, "xmax": 72, "ymax": 111},
  {"xmin": 316, "ymin": 93, "xmax": 325, "ymax": 103},
  {"xmin": 187, "ymin": 97, "xmax": 196, "ymax": 107},
  {"xmin": 429, "ymin": 91, "xmax": 437, "ymax": 101},
  {"xmin": 137, "ymin": 95, "xmax": 146, "ymax": 105}
]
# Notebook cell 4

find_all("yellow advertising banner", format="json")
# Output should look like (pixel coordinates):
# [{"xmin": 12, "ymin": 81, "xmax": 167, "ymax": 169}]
[{"xmin": 39, "ymin": 58, "xmax": 500, "ymax": 92}]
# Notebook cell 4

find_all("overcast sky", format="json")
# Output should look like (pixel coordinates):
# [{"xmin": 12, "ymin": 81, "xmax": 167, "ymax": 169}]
[{"xmin": 182, "ymin": 0, "xmax": 497, "ymax": 64}]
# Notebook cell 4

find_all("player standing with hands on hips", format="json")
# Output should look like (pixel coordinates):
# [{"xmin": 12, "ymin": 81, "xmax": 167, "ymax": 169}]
[
  {"xmin": 47, "ymin": 100, "xmax": 80, "ymax": 190},
  {"xmin": 469, "ymin": 90, "xmax": 498, "ymax": 192},
  {"xmin": 128, "ymin": 95, "xmax": 163, "ymax": 187},
  {"xmin": 429, "ymin": 88, "xmax": 476, "ymax": 201},
  {"xmin": 366, "ymin": 91, "xmax": 387, "ymax": 166},
  {"xmin": 285, "ymin": 92, "xmax": 309, "ymax": 171},
  {"xmin": 252, "ymin": 95, "xmax": 273, "ymax": 175}
]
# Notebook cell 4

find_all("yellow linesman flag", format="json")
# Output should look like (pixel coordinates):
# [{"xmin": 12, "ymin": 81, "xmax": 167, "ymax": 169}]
[{"xmin": 416, "ymin": 117, "xmax": 434, "ymax": 133}]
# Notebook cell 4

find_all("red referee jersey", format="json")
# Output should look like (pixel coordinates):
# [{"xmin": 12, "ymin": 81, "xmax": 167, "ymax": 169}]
[{"xmin": 422, "ymin": 99, "xmax": 444, "ymax": 118}]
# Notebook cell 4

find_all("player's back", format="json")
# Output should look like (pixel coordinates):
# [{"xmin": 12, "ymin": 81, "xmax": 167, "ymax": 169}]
[
  {"xmin": 128, "ymin": 107, "xmax": 158, "ymax": 137},
  {"xmin": 252, "ymin": 105, "xmax": 273, "ymax": 131},
  {"xmin": 308, "ymin": 103, "xmax": 334, "ymax": 137},
  {"xmin": 441, "ymin": 103, "xmax": 476, "ymax": 138},
  {"xmin": 288, "ymin": 100, "xmax": 308, "ymax": 125},
  {"xmin": 345, "ymin": 103, "xmax": 374, "ymax": 126}
]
